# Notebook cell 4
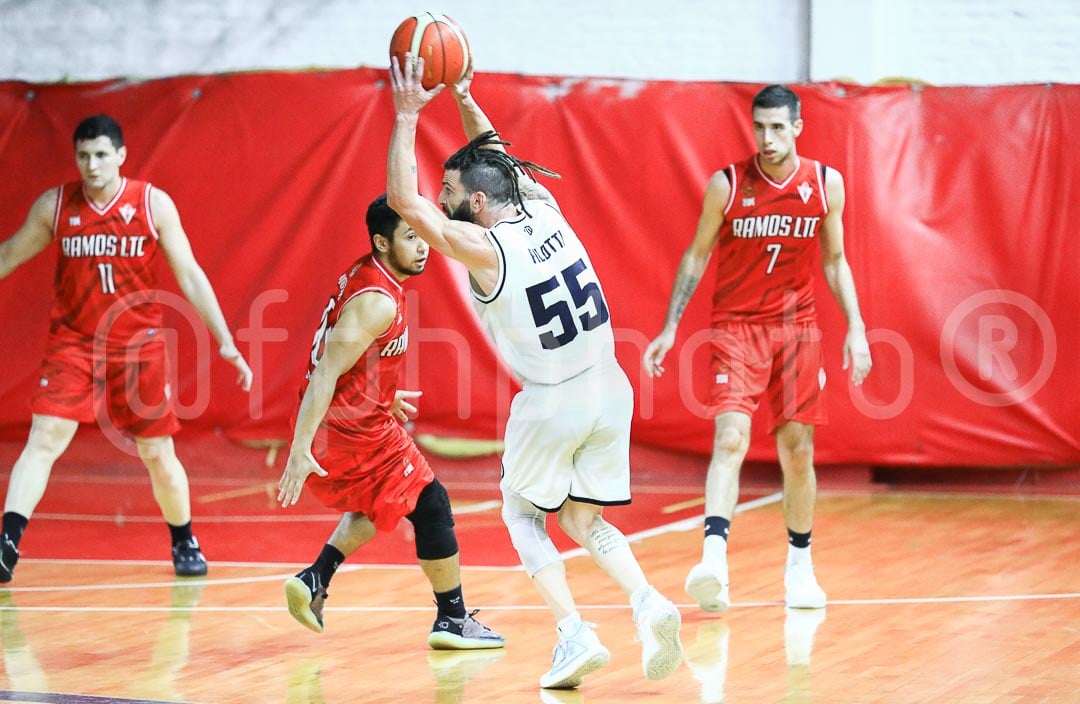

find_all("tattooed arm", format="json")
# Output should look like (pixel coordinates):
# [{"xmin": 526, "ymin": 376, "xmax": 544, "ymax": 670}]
[{"xmin": 642, "ymin": 170, "xmax": 729, "ymax": 377}]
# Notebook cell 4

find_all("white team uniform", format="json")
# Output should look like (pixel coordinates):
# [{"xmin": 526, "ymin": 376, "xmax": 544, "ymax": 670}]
[{"xmin": 473, "ymin": 199, "xmax": 633, "ymax": 510}]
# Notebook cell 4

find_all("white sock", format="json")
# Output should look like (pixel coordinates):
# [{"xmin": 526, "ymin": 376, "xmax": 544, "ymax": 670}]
[
  {"xmin": 557, "ymin": 612, "xmax": 583, "ymax": 636},
  {"xmin": 787, "ymin": 544, "xmax": 812, "ymax": 566},
  {"xmin": 703, "ymin": 534, "xmax": 729, "ymax": 563}
]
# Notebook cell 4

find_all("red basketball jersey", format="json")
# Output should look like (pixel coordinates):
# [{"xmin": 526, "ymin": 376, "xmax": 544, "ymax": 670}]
[
  {"xmin": 299, "ymin": 254, "xmax": 409, "ymax": 440},
  {"xmin": 711, "ymin": 155, "xmax": 829, "ymax": 324},
  {"xmin": 50, "ymin": 178, "xmax": 163, "ymax": 346}
]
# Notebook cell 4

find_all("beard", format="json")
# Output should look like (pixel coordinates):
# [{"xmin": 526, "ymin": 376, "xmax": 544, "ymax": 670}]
[
  {"xmin": 386, "ymin": 252, "xmax": 425, "ymax": 277},
  {"xmin": 445, "ymin": 199, "xmax": 476, "ymax": 224}
]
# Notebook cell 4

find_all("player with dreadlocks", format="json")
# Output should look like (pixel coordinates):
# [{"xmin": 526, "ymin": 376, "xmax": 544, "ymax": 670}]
[
  {"xmin": 441, "ymin": 130, "xmax": 558, "ymax": 219},
  {"xmin": 387, "ymin": 55, "xmax": 683, "ymax": 691}
]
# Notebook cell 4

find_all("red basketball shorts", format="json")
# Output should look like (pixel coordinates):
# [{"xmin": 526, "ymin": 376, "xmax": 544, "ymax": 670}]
[
  {"xmin": 31, "ymin": 332, "xmax": 180, "ymax": 437},
  {"xmin": 707, "ymin": 320, "xmax": 827, "ymax": 432},
  {"xmin": 306, "ymin": 422, "xmax": 435, "ymax": 532}
]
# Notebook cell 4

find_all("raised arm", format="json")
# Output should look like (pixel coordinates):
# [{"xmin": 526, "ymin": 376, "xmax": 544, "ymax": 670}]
[
  {"xmin": 451, "ymin": 65, "xmax": 498, "ymax": 145},
  {"xmin": 451, "ymin": 64, "xmax": 557, "ymax": 206},
  {"xmin": 152, "ymin": 187, "xmax": 253, "ymax": 390},
  {"xmin": 0, "ymin": 189, "xmax": 58, "ymax": 279},
  {"xmin": 642, "ymin": 170, "xmax": 730, "ymax": 377},
  {"xmin": 819, "ymin": 167, "xmax": 871, "ymax": 385},
  {"xmin": 277, "ymin": 291, "xmax": 394, "ymax": 506},
  {"xmin": 386, "ymin": 55, "xmax": 499, "ymax": 284}
]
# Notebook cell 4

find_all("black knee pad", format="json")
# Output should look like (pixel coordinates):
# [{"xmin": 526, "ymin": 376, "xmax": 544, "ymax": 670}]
[{"xmin": 406, "ymin": 479, "xmax": 458, "ymax": 561}]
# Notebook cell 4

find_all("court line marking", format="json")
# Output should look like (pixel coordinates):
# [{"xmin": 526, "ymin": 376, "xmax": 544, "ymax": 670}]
[
  {"xmin": 4, "ymin": 592, "xmax": 1078, "ymax": 614},
  {"xmin": 13, "ymin": 558, "xmax": 523, "ymax": 571},
  {"xmin": 26, "ymin": 486, "xmax": 1079, "ymax": 525},
  {"xmin": 0, "ymin": 690, "xmax": 177, "ymax": 704},
  {"xmin": 8, "ymin": 490, "xmax": 1077, "ymax": 598},
  {"xmin": 816, "ymin": 488, "xmax": 1080, "ymax": 501},
  {"xmin": 1, "ymin": 494, "xmax": 783, "ymax": 594},
  {"xmin": 30, "ymin": 501, "xmax": 502, "ymax": 523},
  {"xmin": 30, "ymin": 513, "xmax": 343, "ymax": 523},
  {"xmin": 3, "ymin": 473, "xmax": 275, "ymax": 487},
  {"xmin": 0, "ymin": 561, "xmax": 526, "ymax": 593}
]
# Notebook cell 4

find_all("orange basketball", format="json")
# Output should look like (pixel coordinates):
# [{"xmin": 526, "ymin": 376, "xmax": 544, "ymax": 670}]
[{"xmin": 390, "ymin": 13, "xmax": 471, "ymax": 90}]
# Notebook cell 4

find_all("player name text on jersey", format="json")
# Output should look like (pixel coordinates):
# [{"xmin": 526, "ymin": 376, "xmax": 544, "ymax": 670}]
[
  {"xmin": 527, "ymin": 229, "xmax": 566, "ymax": 264},
  {"xmin": 60, "ymin": 234, "xmax": 149, "ymax": 258},
  {"xmin": 381, "ymin": 327, "xmax": 409, "ymax": 357},
  {"xmin": 730, "ymin": 215, "xmax": 821, "ymax": 239}
]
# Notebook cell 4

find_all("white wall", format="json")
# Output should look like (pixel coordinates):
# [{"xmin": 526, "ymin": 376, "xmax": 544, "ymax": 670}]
[
  {"xmin": 810, "ymin": 0, "xmax": 1080, "ymax": 84},
  {"xmin": 0, "ymin": 0, "xmax": 1077, "ymax": 85}
]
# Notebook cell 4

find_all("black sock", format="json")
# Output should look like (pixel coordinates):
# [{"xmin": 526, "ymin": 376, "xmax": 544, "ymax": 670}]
[
  {"xmin": 704, "ymin": 516, "xmax": 731, "ymax": 542},
  {"xmin": 313, "ymin": 544, "xmax": 345, "ymax": 587},
  {"xmin": 168, "ymin": 521, "xmax": 194, "ymax": 547},
  {"xmin": 434, "ymin": 585, "xmax": 467, "ymax": 619},
  {"xmin": 787, "ymin": 528, "xmax": 812, "ymax": 549},
  {"xmin": 2, "ymin": 512, "xmax": 29, "ymax": 547}
]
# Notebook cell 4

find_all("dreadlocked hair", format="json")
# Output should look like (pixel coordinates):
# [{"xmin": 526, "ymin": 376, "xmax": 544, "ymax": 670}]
[{"xmin": 443, "ymin": 130, "xmax": 560, "ymax": 214}]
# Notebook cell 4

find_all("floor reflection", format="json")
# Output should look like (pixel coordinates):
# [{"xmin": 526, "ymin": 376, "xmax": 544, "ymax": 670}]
[{"xmin": 428, "ymin": 648, "xmax": 506, "ymax": 704}]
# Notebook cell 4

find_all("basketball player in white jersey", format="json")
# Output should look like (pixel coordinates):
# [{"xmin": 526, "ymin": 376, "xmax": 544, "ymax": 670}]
[{"xmin": 387, "ymin": 57, "xmax": 683, "ymax": 690}]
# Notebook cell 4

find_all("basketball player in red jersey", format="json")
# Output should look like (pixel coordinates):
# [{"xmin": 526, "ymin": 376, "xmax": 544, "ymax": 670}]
[
  {"xmin": 276, "ymin": 194, "xmax": 503, "ymax": 650},
  {"xmin": 0, "ymin": 115, "xmax": 253, "ymax": 582},
  {"xmin": 644, "ymin": 85, "xmax": 872, "ymax": 611}
]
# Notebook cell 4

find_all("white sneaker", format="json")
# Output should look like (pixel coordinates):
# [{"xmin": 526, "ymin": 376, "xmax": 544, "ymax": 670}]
[
  {"xmin": 539, "ymin": 622, "xmax": 610, "ymax": 689},
  {"xmin": 685, "ymin": 559, "xmax": 730, "ymax": 612},
  {"xmin": 784, "ymin": 561, "xmax": 826, "ymax": 609},
  {"xmin": 633, "ymin": 587, "xmax": 684, "ymax": 681}
]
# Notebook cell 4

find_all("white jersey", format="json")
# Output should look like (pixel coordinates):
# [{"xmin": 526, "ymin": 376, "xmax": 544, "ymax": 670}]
[{"xmin": 472, "ymin": 200, "xmax": 615, "ymax": 385}]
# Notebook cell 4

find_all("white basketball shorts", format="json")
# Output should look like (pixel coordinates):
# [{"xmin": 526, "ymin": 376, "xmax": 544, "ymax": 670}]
[{"xmin": 499, "ymin": 356, "xmax": 633, "ymax": 511}]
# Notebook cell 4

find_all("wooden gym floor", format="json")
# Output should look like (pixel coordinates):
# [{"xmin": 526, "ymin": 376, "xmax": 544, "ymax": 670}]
[{"xmin": 0, "ymin": 433, "xmax": 1077, "ymax": 703}]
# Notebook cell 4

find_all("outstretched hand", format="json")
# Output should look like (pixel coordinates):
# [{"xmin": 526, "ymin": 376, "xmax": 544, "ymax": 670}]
[
  {"xmin": 390, "ymin": 54, "xmax": 445, "ymax": 116},
  {"xmin": 391, "ymin": 389, "xmax": 422, "ymax": 424},
  {"xmin": 277, "ymin": 448, "xmax": 328, "ymax": 507}
]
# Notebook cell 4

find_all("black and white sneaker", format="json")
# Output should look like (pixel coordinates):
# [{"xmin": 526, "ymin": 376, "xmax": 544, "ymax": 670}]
[
  {"xmin": 0, "ymin": 534, "xmax": 18, "ymax": 583},
  {"xmin": 285, "ymin": 569, "xmax": 328, "ymax": 634},
  {"xmin": 428, "ymin": 610, "xmax": 506, "ymax": 650},
  {"xmin": 172, "ymin": 537, "xmax": 208, "ymax": 577}
]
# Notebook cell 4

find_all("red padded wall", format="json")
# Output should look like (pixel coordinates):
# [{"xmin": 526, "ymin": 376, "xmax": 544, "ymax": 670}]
[{"xmin": 0, "ymin": 70, "xmax": 1076, "ymax": 466}]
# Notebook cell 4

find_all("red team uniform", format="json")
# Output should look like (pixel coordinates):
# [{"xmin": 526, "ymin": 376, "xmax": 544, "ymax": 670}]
[
  {"xmin": 297, "ymin": 254, "xmax": 434, "ymax": 531},
  {"xmin": 709, "ymin": 155, "xmax": 830, "ymax": 429},
  {"xmin": 33, "ymin": 178, "xmax": 179, "ymax": 436}
]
